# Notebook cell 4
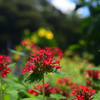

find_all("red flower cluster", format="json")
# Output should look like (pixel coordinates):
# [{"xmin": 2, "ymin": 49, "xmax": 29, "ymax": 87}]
[
  {"xmin": 0, "ymin": 55, "xmax": 11, "ymax": 77},
  {"xmin": 21, "ymin": 39, "xmax": 30, "ymax": 46},
  {"xmin": 54, "ymin": 78, "xmax": 76, "ymax": 99},
  {"xmin": 22, "ymin": 49, "xmax": 61, "ymax": 74},
  {"xmin": 52, "ymin": 47, "xmax": 63, "ymax": 59},
  {"xmin": 53, "ymin": 86, "xmax": 63, "ymax": 94},
  {"xmin": 28, "ymin": 82, "xmax": 54, "ymax": 96},
  {"xmin": 21, "ymin": 39, "xmax": 37, "ymax": 52},
  {"xmin": 57, "ymin": 78, "xmax": 76, "ymax": 88},
  {"xmin": 86, "ymin": 70, "xmax": 100, "ymax": 79},
  {"xmin": 28, "ymin": 82, "xmax": 69, "ymax": 99},
  {"xmin": 86, "ymin": 78, "xmax": 92, "ymax": 86},
  {"xmin": 70, "ymin": 85, "xmax": 95, "ymax": 100},
  {"xmin": 22, "ymin": 40, "xmax": 63, "ymax": 59},
  {"xmin": 28, "ymin": 89, "xmax": 39, "ymax": 95},
  {"xmin": 53, "ymin": 86, "xmax": 68, "ymax": 100},
  {"xmin": 44, "ymin": 47, "xmax": 63, "ymax": 59}
]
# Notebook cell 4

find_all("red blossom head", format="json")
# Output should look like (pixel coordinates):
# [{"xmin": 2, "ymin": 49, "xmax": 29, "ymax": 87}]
[
  {"xmin": 22, "ymin": 49, "xmax": 61, "ymax": 74},
  {"xmin": 28, "ymin": 82, "xmax": 55, "ymax": 97},
  {"xmin": 56, "ymin": 78, "xmax": 76, "ymax": 88},
  {"xmin": 53, "ymin": 86, "xmax": 68, "ymax": 100},
  {"xmin": 28, "ymin": 89, "xmax": 39, "ymax": 95},
  {"xmin": 30, "ymin": 43, "xmax": 37, "ymax": 52},
  {"xmin": 86, "ymin": 78, "xmax": 92, "ymax": 86},
  {"xmin": 55, "ymin": 78, "xmax": 77, "ymax": 99},
  {"xmin": 70, "ymin": 85, "xmax": 95, "ymax": 100},
  {"xmin": 21, "ymin": 39, "xmax": 38, "ymax": 52},
  {"xmin": 44, "ymin": 47, "xmax": 63, "ymax": 59},
  {"xmin": 21, "ymin": 39, "xmax": 30, "ymax": 46},
  {"xmin": 0, "ymin": 55, "xmax": 11, "ymax": 77},
  {"xmin": 53, "ymin": 47, "xmax": 63, "ymax": 59},
  {"xmin": 86, "ymin": 70, "xmax": 100, "ymax": 79},
  {"xmin": 53, "ymin": 86, "xmax": 63, "ymax": 94},
  {"xmin": 57, "ymin": 78, "xmax": 71, "ymax": 84}
]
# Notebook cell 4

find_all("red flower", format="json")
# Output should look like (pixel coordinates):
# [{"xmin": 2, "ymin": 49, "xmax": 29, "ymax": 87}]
[
  {"xmin": 72, "ymin": 95, "xmax": 84, "ymax": 100},
  {"xmin": 52, "ymin": 86, "xmax": 68, "ymax": 100},
  {"xmin": 53, "ymin": 86, "xmax": 63, "ymax": 94},
  {"xmin": 55, "ymin": 77, "xmax": 77, "ymax": 99},
  {"xmin": 53, "ymin": 47, "xmax": 63, "ymax": 59},
  {"xmin": 21, "ymin": 39, "xmax": 38, "ymax": 52},
  {"xmin": 0, "ymin": 55, "xmax": 11, "ymax": 77},
  {"xmin": 86, "ymin": 78, "xmax": 92, "ymax": 86},
  {"xmin": 44, "ymin": 47, "xmax": 63, "ymax": 59},
  {"xmin": 28, "ymin": 82, "xmax": 55, "ymax": 97},
  {"xmin": 30, "ymin": 43, "xmax": 37, "ymax": 52},
  {"xmin": 21, "ymin": 39, "xmax": 30, "ymax": 46},
  {"xmin": 56, "ymin": 78, "xmax": 76, "ymax": 88},
  {"xmin": 22, "ymin": 49, "xmax": 61, "ymax": 74},
  {"xmin": 56, "ymin": 78, "xmax": 64, "ymax": 84},
  {"xmin": 57, "ymin": 78, "xmax": 71, "ymax": 84},
  {"xmin": 28, "ymin": 89, "xmax": 39, "ymax": 95},
  {"xmin": 86, "ymin": 70, "xmax": 100, "ymax": 79},
  {"xmin": 70, "ymin": 85, "xmax": 95, "ymax": 100}
]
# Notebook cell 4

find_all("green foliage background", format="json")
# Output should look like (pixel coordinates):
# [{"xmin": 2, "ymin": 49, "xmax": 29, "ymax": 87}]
[{"xmin": 0, "ymin": 0, "xmax": 100, "ymax": 65}]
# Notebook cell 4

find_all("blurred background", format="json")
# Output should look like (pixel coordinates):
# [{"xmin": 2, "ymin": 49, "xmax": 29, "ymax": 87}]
[{"xmin": 0, "ymin": 0, "xmax": 100, "ymax": 65}]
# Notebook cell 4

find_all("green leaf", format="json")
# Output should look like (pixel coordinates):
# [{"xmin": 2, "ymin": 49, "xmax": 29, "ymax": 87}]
[
  {"xmin": 32, "ymin": 88, "xmax": 41, "ymax": 93},
  {"xmin": 18, "ymin": 75, "xmax": 24, "ymax": 82},
  {"xmin": 21, "ymin": 98, "xmax": 46, "ymax": 100},
  {"xmin": 36, "ymin": 95, "xmax": 47, "ymax": 100},
  {"xmin": 25, "ymin": 92, "xmax": 36, "ymax": 98},
  {"xmin": 53, "ymin": 69, "xmax": 66, "ymax": 76},
  {"xmin": 35, "ymin": 95, "xmax": 43, "ymax": 100},
  {"xmin": 8, "ymin": 48, "xmax": 25, "ymax": 56},
  {"xmin": 6, "ymin": 90, "xmax": 18, "ymax": 95},
  {"xmin": 21, "ymin": 98, "xmax": 36, "ymax": 100},
  {"xmin": 7, "ymin": 83, "xmax": 25, "ymax": 91},
  {"xmin": 4, "ymin": 79, "xmax": 25, "ymax": 91},
  {"xmin": 1, "ymin": 84, "xmax": 6, "ymax": 90},
  {"xmin": 6, "ymin": 90, "xmax": 18, "ymax": 100},
  {"xmin": 68, "ymin": 44, "xmax": 81, "ymax": 50},
  {"xmin": 93, "ymin": 78, "xmax": 100, "ymax": 86},
  {"xmin": 52, "ymin": 67, "xmax": 56, "ymax": 72},
  {"xmin": 86, "ymin": 67, "xmax": 100, "ymax": 71},
  {"xmin": 24, "ymin": 72, "xmax": 43, "ymax": 84},
  {"xmin": 21, "ymin": 95, "xmax": 47, "ymax": 100},
  {"xmin": 50, "ymin": 93, "xmax": 66, "ymax": 99},
  {"xmin": 4, "ymin": 93, "xmax": 10, "ymax": 100},
  {"xmin": 92, "ymin": 94, "xmax": 100, "ymax": 100},
  {"xmin": 3, "ymin": 78, "xmax": 16, "ymax": 84},
  {"xmin": 7, "ymin": 63, "xmax": 16, "ymax": 68}
]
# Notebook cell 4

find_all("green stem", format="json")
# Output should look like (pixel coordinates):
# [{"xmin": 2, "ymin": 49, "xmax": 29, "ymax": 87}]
[
  {"xmin": 42, "ymin": 73, "xmax": 45, "ymax": 100},
  {"xmin": 0, "ymin": 72, "xmax": 4, "ymax": 100}
]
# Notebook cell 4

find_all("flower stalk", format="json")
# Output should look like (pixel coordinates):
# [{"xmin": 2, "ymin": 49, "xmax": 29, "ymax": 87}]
[
  {"xmin": 0, "ymin": 72, "xmax": 4, "ymax": 100},
  {"xmin": 42, "ymin": 73, "xmax": 45, "ymax": 100}
]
